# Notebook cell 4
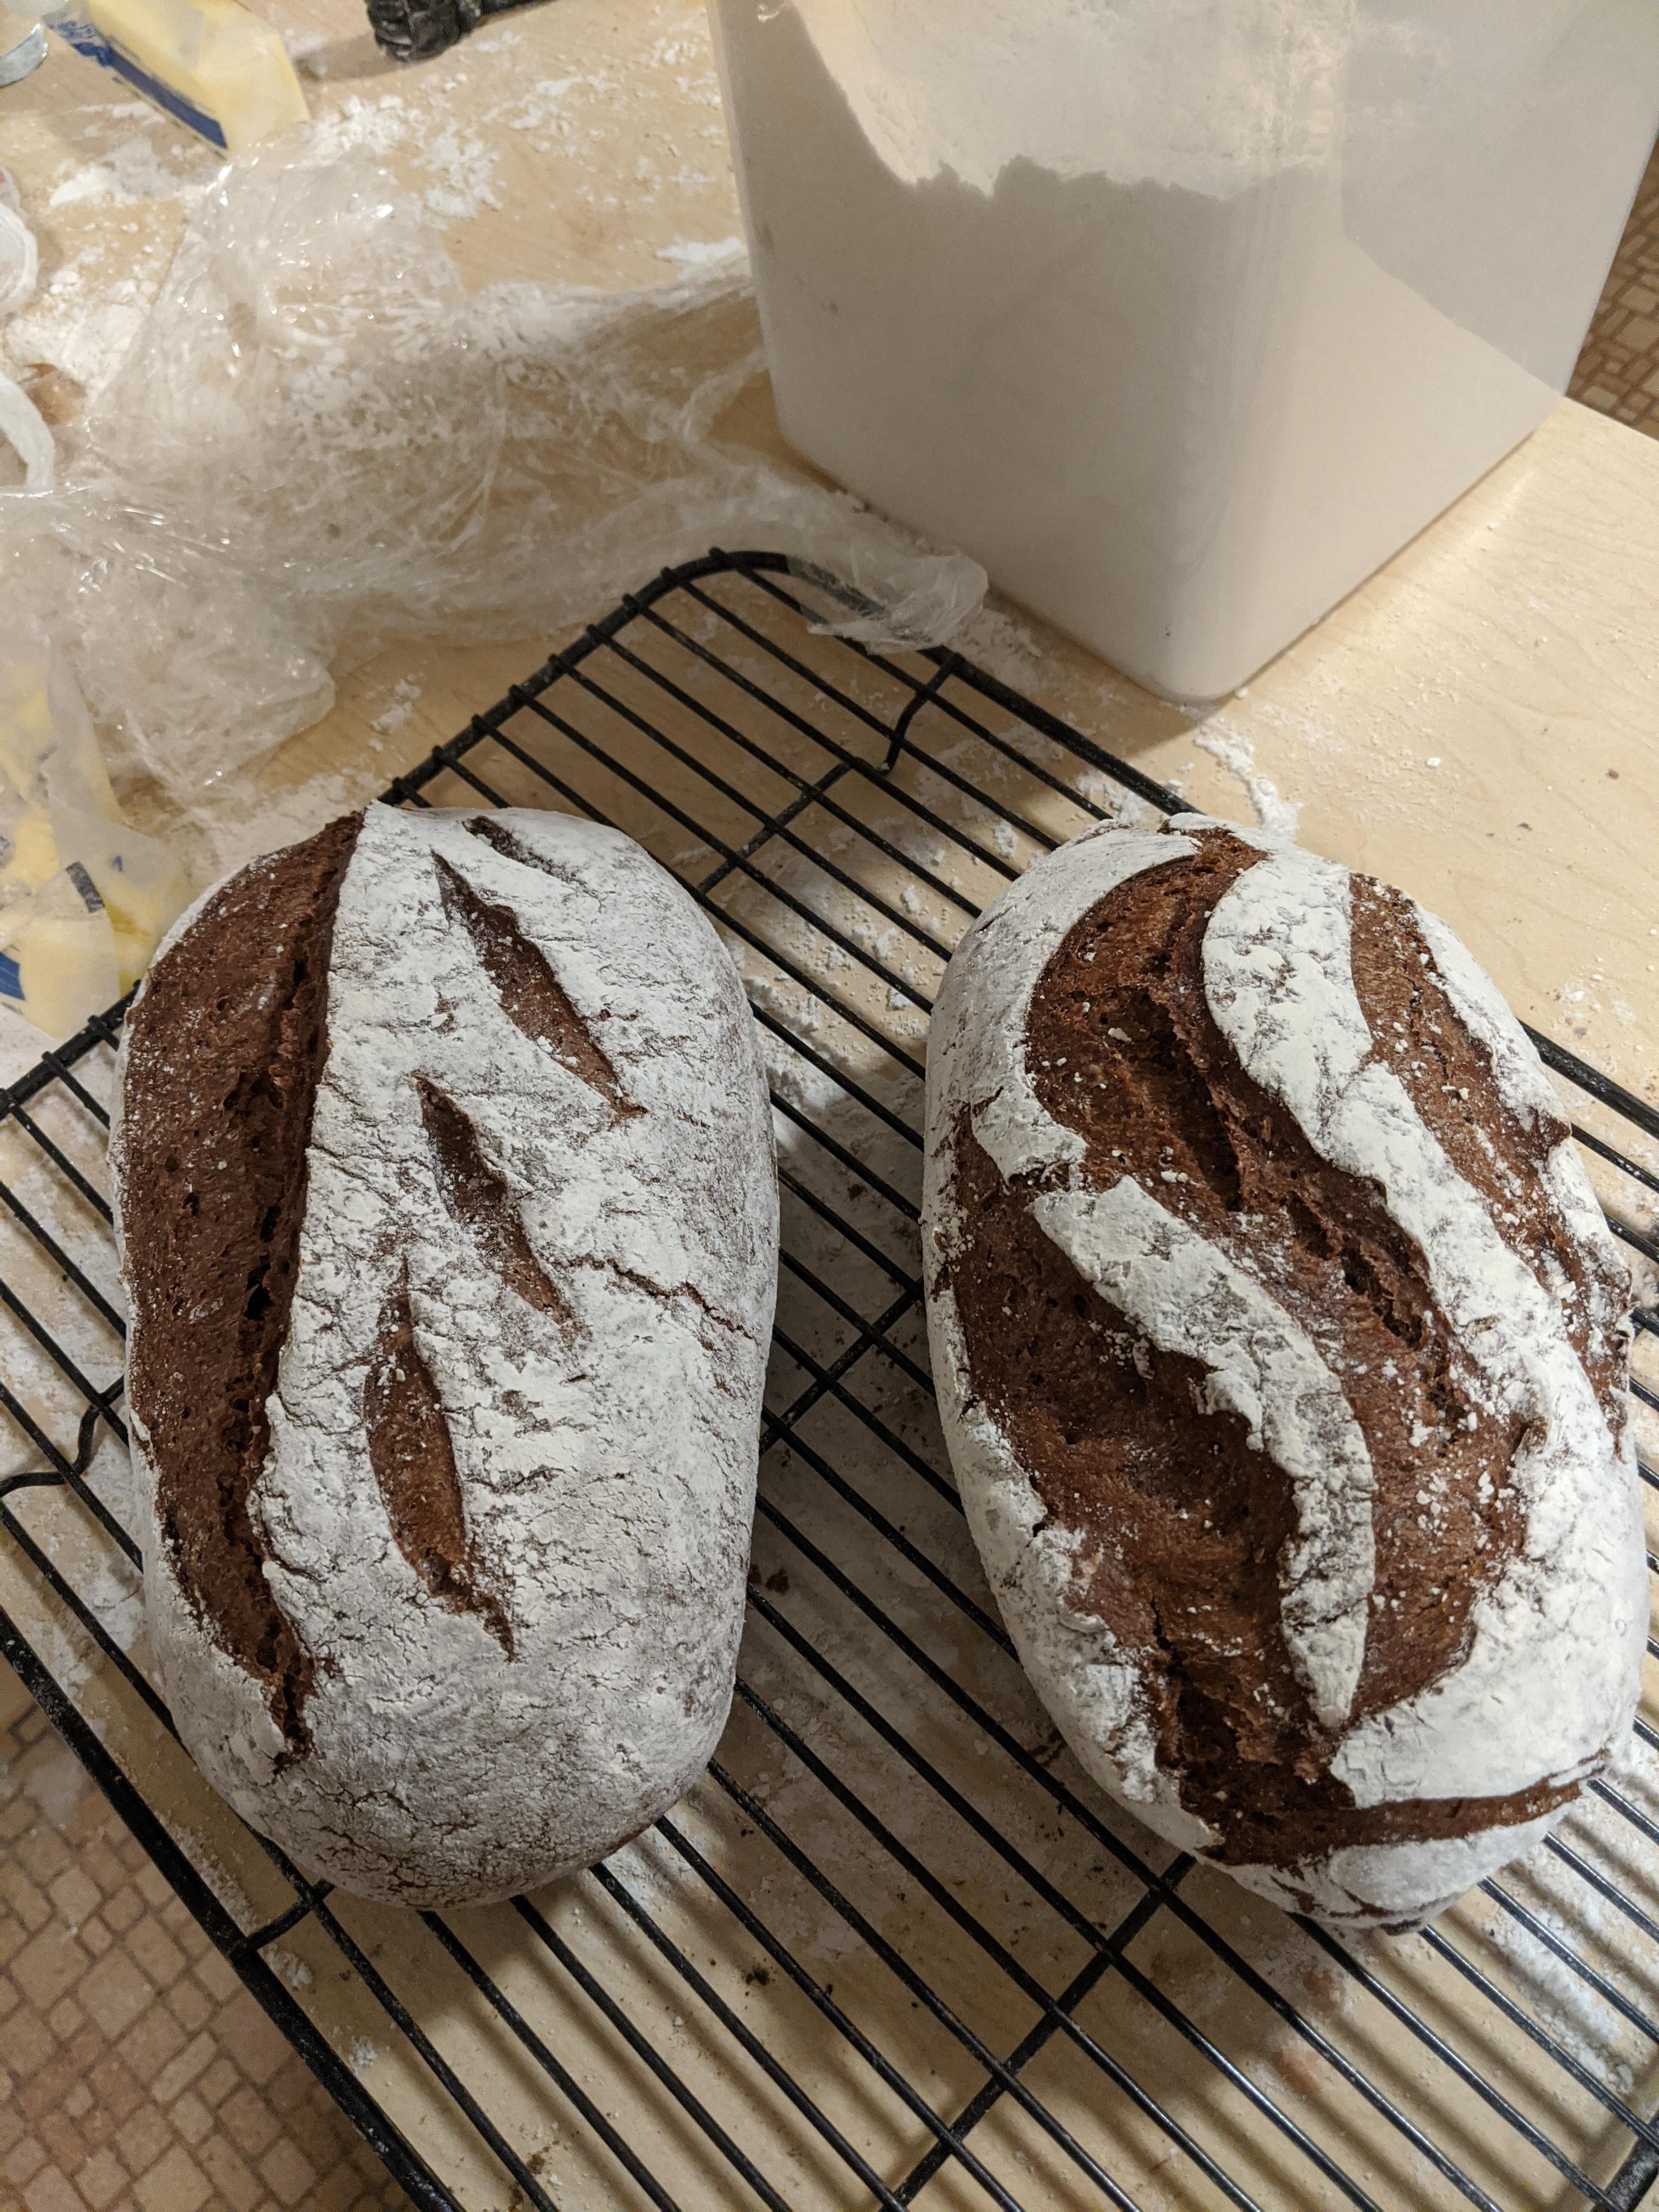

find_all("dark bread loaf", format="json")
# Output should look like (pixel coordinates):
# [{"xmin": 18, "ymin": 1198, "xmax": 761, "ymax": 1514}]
[
  {"xmin": 112, "ymin": 803, "xmax": 777, "ymax": 1907},
  {"xmin": 922, "ymin": 814, "xmax": 1644, "ymax": 1931}
]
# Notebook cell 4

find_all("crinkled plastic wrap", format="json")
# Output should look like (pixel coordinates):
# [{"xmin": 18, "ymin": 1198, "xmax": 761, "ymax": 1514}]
[
  {"xmin": 0, "ymin": 191, "xmax": 36, "ymax": 322},
  {"xmin": 0, "ymin": 190, "xmax": 52, "ymax": 491},
  {"xmin": 0, "ymin": 629, "xmax": 189, "ymax": 1037},
  {"xmin": 0, "ymin": 137, "xmax": 985, "ymax": 800}
]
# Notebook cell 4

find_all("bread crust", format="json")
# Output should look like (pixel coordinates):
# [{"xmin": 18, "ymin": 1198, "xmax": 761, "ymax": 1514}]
[
  {"xmin": 922, "ymin": 815, "xmax": 1644, "ymax": 1930},
  {"xmin": 115, "ymin": 804, "xmax": 778, "ymax": 1907}
]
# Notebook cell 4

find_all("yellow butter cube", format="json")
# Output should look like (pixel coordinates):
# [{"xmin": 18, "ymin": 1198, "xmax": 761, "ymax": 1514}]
[
  {"xmin": 0, "ymin": 906, "xmax": 121, "ymax": 1041},
  {"xmin": 84, "ymin": 0, "xmax": 308, "ymax": 154},
  {"xmin": 3, "ymin": 805, "xmax": 61, "ymax": 893}
]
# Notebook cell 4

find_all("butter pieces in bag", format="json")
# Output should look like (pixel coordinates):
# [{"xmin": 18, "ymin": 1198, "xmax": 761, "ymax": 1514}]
[{"xmin": 0, "ymin": 645, "xmax": 188, "ymax": 1039}]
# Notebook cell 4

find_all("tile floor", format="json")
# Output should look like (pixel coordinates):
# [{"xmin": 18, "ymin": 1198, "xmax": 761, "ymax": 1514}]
[
  {"xmin": 1571, "ymin": 133, "xmax": 1659, "ymax": 438},
  {"xmin": 2, "ymin": 128, "xmax": 1657, "ymax": 2212},
  {"xmin": 0, "ymin": 1666, "xmax": 411, "ymax": 2212}
]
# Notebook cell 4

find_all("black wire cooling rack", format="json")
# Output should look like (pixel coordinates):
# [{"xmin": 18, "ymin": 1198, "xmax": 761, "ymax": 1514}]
[{"xmin": 3, "ymin": 550, "xmax": 1658, "ymax": 2212}]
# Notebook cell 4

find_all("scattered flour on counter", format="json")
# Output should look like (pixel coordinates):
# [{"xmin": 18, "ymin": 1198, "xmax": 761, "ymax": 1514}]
[
  {"xmin": 10, "ymin": 1543, "xmax": 144, "ymax": 1707},
  {"xmin": 281, "ymin": 25, "xmax": 330, "ymax": 76},
  {"xmin": 75, "ymin": 1553, "xmax": 145, "ymax": 1655},
  {"xmin": 267, "ymin": 1948, "xmax": 314, "ymax": 1992},
  {"xmin": 648, "ymin": 32, "xmax": 706, "ymax": 70},
  {"xmin": 370, "ymin": 675, "xmax": 423, "ymax": 734},
  {"xmin": 1192, "ymin": 718, "xmax": 1303, "ymax": 840},
  {"xmin": 304, "ymin": 93, "xmax": 501, "ymax": 221},
  {"xmin": 48, "ymin": 134, "xmax": 216, "ymax": 212},
  {"xmin": 304, "ymin": 92, "xmax": 410, "ymax": 163},
  {"xmin": 3, "ymin": 249, "xmax": 172, "ymax": 400},
  {"xmin": 656, "ymin": 235, "xmax": 746, "ymax": 267},
  {"xmin": 419, "ymin": 120, "xmax": 503, "ymax": 221},
  {"xmin": 956, "ymin": 602, "xmax": 1064, "ymax": 696},
  {"xmin": 26, "ymin": 1550, "xmax": 146, "ymax": 1700},
  {"xmin": 503, "ymin": 75, "xmax": 583, "ymax": 135}
]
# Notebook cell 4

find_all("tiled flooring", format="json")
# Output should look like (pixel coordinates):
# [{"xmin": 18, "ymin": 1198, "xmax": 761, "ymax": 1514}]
[
  {"xmin": 1571, "ymin": 133, "xmax": 1659, "ymax": 438},
  {"xmin": 0, "ymin": 1666, "xmax": 410, "ymax": 2212},
  {"xmin": 1, "ymin": 128, "xmax": 1657, "ymax": 2212}
]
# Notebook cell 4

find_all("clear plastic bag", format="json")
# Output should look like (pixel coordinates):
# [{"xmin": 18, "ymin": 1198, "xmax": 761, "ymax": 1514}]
[
  {"xmin": 0, "ymin": 627, "xmax": 189, "ymax": 1037},
  {"xmin": 0, "ymin": 136, "xmax": 985, "ymax": 802},
  {"xmin": 0, "ymin": 187, "xmax": 37, "ymax": 319},
  {"xmin": 0, "ymin": 185, "xmax": 52, "ymax": 489}
]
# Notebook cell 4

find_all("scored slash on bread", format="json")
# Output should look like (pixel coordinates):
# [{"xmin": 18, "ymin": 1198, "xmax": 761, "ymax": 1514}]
[
  {"xmin": 922, "ymin": 814, "xmax": 1645, "ymax": 1931},
  {"xmin": 112, "ymin": 804, "xmax": 778, "ymax": 1908}
]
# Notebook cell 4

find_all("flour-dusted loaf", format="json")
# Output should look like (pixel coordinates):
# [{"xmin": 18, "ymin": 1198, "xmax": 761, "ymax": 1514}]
[
  {"xmin": 113, "ymin": 803, "xmax": 778, "ymax": 1908},
  {"xmin": 923, "ymin": 813, "xmax": 1645, "ymax": 1931}
]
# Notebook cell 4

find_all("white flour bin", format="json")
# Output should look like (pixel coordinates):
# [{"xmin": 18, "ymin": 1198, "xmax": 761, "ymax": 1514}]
[{"xmin": 709, "ymin": 0, "xmax": 1659, "ymax": 698}]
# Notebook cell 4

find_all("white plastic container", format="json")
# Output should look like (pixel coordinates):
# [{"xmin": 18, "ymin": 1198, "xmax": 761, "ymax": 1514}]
[{"xmin": 709, "ymin": 1, "xmax": 1659, "ymax": 699}]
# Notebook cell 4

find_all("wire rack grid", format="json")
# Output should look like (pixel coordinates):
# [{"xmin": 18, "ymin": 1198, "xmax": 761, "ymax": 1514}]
[{"xmin": 2, "ymin": 550, "xmax": 1658, "ymax": 2212}]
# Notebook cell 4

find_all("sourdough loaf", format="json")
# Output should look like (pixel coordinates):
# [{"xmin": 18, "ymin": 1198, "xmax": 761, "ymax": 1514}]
[
  {"xmin": 112, "ymin": 803, "xmax": 777, "ymax": 1908},
  {"xmin": 922, "ymin": 813, "xmax": 1645, "ymax": 1931}
]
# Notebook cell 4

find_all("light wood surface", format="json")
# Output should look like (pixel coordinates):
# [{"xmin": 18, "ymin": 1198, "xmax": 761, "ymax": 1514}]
[{"xmin": 3, "ymin": 7, "xmax": 1658, "ymax": 2212}]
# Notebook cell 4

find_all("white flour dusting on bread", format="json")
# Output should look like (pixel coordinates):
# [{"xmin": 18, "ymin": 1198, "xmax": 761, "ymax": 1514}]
[
  {"xmin": 923, "ymin": 813, "xmax": 1643, "ymax": 1931},
  {"xmin": 115, "ymin": 804, "xmax": 778, "ymax": 1907}
]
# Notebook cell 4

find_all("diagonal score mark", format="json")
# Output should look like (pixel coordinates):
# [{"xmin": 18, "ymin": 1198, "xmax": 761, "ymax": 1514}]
[
  {"xmin": 363, "ymin": 1263, "xmax": 515, "ymax": 1661},
  {"xmin": 444, "ymin": 831, "xmax": 641, "ymax": 1118},
  {"xmin": 415, "ymin": 1076, "xmax": 569, "ymax": 1321}
]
